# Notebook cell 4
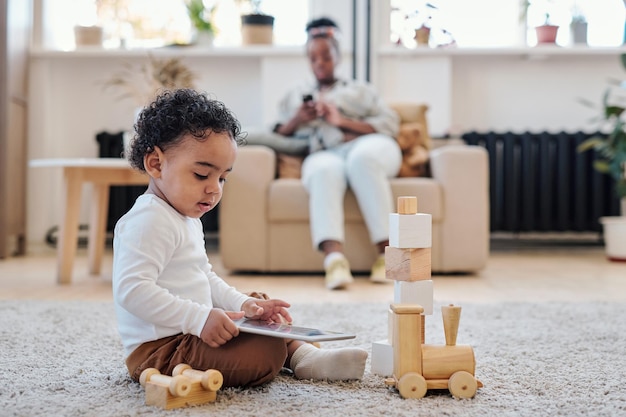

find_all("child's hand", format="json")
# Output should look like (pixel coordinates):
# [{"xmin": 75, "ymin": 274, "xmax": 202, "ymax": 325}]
[
  {"xmin": 242, "ymin": 298, "xmax": 292, "ymax": 324},
  {"xmin": 200, "ymin": 308, "xmax": 244, "ymax": 348}
]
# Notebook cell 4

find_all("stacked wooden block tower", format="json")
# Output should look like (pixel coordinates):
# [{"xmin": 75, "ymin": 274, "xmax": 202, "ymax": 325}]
[{"xmin": 371, "ymin": 196, "xmax": 482, "ymax": 399}]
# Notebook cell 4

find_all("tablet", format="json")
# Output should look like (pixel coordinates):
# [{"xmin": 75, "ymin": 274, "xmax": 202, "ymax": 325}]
[{"xmin": 234, "ymin": 319, "xmax": 356, "ymax": 342}]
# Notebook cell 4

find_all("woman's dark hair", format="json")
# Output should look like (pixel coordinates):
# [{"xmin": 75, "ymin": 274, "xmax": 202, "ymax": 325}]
[
  {"xmin": 305, "ymin": 17, "xmax": 339, "ymax": 33},
  {"xmin": 305, "ymin": 16, "xmax": 341, "ymax": 55},
  {"xmin": 128, "ymin": 89, "xmax": 245, "ymax": 171}
]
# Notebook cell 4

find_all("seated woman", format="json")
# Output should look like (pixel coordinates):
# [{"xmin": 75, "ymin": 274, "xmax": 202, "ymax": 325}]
[{"xmin": 273, "ymin": 17, "xmax": 401, "ymax": 290}]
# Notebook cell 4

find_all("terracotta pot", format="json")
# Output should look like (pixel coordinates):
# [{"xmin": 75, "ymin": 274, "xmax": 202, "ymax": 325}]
[{"xmin": 535, "ymin": 25, "xmax": 559, "ymax": 44}]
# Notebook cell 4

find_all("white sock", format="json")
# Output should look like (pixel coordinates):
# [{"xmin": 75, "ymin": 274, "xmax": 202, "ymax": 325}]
[
  {"xmin": 290, "ymin": 343, "xmax": 368, "ymax": 381},
  {"xmin": 324, "ymin": 252, "xmax": 347, "ymax": 269}
]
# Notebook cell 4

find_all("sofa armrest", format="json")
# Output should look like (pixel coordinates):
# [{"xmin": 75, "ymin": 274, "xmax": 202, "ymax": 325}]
[
  {"xmin": 219, "ymin": 145, "xmax": 276, "ymax": 270},
  {"xmin": 429, "ymin": 144, "xmax": 490, "ymax": 272}
]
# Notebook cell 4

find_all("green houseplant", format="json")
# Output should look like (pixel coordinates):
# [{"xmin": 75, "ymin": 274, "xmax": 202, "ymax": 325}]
[
  {"xmin": 578, "ymin": 53, "xmax": 626, "ymax": 260},
  {"xmin": 186, "ymin": 0, "xmax": 215, "ymax": 45}
]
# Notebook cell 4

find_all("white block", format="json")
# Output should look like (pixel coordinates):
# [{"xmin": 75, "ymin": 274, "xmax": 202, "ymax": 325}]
[
  {"xmin": 389, "ymin": 213, "xmax": 432, "ymax": 248},
  {"xmin": 394, "ymin": 280, "xmax": 434, "ymax": 315},
  {"xmin": 370, "ymin": 339, "xmax": 393, "ymax": 376}
]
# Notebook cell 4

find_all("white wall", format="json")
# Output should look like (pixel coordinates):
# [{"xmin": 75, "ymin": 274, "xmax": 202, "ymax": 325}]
[
  {"xmin": 375, "ymin": 48, "xmax": 625, "ymax": 137},
  {"xmin": 24, "ymin": 1, "xmax": 626, "ymax": 246}
]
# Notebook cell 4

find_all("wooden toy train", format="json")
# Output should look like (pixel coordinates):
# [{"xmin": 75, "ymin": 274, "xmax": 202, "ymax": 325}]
[
  {"xmin": 372, "ymin": 196, "xmax": 483, "ymax": 399},
  {"xmin": 384, "ymin": 303, "xmax": 482, "ymax": 399}
]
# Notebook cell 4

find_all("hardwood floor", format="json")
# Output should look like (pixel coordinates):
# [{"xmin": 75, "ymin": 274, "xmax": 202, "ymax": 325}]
[{"xmin": 1, "ymin": 240, "xmax": 624, "ymax": 304}]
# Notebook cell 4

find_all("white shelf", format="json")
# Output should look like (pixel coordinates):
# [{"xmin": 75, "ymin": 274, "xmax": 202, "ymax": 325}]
[
  {"xmin": 29, "ymin": 45, "xmax": 307, "ymax": 59},
  {"xmin": 378, "ymin": 45, "xmax": 626, "ymax": 58}
]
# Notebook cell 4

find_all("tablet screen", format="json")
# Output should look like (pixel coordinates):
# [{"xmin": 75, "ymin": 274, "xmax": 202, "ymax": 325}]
[{"xmin": 235, "ymin": 319, "xmax": 356, "ymax": 342}]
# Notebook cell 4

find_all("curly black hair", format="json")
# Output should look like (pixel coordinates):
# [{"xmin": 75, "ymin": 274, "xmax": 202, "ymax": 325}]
[{"xmin": 128, "ymin": 89, "xmax": 245, "ymax": 172}]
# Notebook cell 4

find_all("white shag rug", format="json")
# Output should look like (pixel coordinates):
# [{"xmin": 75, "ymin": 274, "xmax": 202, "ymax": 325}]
[{"xmin": 1, "ymin": 299, "xmax": 625, "ymax": 417}]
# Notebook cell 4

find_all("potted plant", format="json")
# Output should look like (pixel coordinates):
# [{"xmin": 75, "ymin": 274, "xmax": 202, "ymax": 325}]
[
  {"xmin": 238, "ymin": 0, "xmax": 274, "ymax": 45},
  {"xmin": 186, "ymin": 0, "xmax": 216, "ymax": 46},
  {"xmin": 520, "ymin": 0, "xmax": 559, "ymax": 45},
  {"xmin": 578, "ymin": 54, "xmax": 626, "ymax": 261}
]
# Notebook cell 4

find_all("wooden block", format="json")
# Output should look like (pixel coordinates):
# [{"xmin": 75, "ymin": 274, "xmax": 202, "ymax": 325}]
[
  {"xmin": 389, "ymin": 213, "xmax": 432, "ymax": 249},
  {"xmin": 393, "ymin": 280, "xmax": 433, "ymax": 315},
  {"xmin": 397, "ymin": 196, "xmax": 418, "ymax": 215},
  {"xmin": 391, "ymin": 304, "xmax": 423, "ymax": 378},
  {"xmin": 370, "ymin": 339, "xmax": 394, "ymax": 376},
  {"xmin": 385, "ymin": 247, "xmax": 431, "ymax": 282}
]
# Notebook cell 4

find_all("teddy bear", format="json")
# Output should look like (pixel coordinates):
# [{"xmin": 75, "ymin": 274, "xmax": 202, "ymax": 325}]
[{"xmin": 396, "ymin": 121, "xmax": 430, "ymax": 178}]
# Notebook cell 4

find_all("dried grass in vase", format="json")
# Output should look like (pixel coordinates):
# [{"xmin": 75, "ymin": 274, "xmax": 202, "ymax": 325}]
[{"xmin": 103, "ymin": 54, "xmax": 198, "ymax": 106}]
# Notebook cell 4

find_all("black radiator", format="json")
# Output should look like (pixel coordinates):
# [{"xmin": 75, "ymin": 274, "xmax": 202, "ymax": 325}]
[{"xmin": 462, "ymin": 131, "xmax": 620, "ymax": 233}]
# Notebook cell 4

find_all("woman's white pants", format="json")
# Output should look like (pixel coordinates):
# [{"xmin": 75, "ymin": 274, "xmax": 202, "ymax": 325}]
[{"xmin": 301, "ymin": 133, "xmax": 402, "ymax": 249}]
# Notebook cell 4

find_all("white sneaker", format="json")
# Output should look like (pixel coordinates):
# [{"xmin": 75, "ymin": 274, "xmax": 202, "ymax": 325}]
[
  {"xmin": 325, "ymin": 256, "xmax": 354, "ymax": 290},
  {"xmin": 370, "ymin": 255, "xmax": 388, "ymax": 283}
]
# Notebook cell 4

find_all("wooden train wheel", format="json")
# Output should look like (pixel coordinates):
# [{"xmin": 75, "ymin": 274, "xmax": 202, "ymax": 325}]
[
  {"xmin": 398, "ymin": 372, "xmax": 427, "ymax": 399},
  {"xmin": 448, "ymin": 371, "xmax": 477, "ymax": 399}
]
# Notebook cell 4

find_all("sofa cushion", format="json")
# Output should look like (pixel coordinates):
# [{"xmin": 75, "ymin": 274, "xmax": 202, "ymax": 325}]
[{"xmin": 268, "ymin": 177, "xmax": 443, "ymax": 223}]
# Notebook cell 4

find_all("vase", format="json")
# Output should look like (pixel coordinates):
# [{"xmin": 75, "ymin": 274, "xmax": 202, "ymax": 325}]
[
  {"xmin": 600, "ymin": 216, "xmax": 626, "ymax": 262},
  {"xmin": 571, "ymin": 22, "xmax": 587, "ymax": 45},
  {"xmin": 194, "ymin": 31, "xmax": 214, "ymax": 46},
  {"xmin": 241, "ymin": 14, "xmax": 274, "ymax": 45}
]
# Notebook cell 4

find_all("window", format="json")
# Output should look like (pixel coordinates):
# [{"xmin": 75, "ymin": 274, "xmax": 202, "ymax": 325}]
[
  {"xmin": 389, "ymin": 0, "xmax": 625, "ymax": 48},
  {"xmin": 40, "ymin": 0, "xmax": 309, "ymax": 50}
]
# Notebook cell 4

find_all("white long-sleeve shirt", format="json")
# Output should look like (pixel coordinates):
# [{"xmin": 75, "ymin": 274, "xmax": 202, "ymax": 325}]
[{"xmin": 112, "ymin": 194, "xmax": 250, "ymax": 358}]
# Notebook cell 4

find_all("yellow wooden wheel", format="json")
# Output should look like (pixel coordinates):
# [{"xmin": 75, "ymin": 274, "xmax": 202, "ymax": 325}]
[
  {"xmin": 398, "ymin": 372, "xmax": 427, "ymax": 399},
  {"xmin": 448, "ymin": 371, "xmax": 478, "ymax": 399},
  {"xmin": 203, "ymin": 369, "xmax": 223, "ymax": 391}
]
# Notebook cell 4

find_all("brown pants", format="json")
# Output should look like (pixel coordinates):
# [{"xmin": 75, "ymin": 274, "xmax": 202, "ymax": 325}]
[{"xmin": 126, "ymin": 332, "xmax": 288, "ymax": 388}]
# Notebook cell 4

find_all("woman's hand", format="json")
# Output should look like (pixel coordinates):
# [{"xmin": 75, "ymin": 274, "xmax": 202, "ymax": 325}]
[
  {"xmin": 317, "ymin": 100, "xmax": 376, "ymax": 137},
  {"xmin": 316, "ymin": 101, "xmax": 343, "ymax": 127},
  {"xmin": 200, "ymin": 308, "xmax": 244, "ymax": 348},
  {"xmin": 274, "ymin": 101, "xmax": 317, "ymax": 136},
  {"xmin": 241, "ymin": 298, "xmax": 292, "ymax": 324},
  {"xmin": 295, "ymin": 101, "xmax": 318, "ymax": 124}
]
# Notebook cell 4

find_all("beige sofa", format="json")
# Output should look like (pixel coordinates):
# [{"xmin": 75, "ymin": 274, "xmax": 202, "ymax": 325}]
[{"xmin": 219, "ymin": 141, "xmax": 490, "ymax": 274}]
